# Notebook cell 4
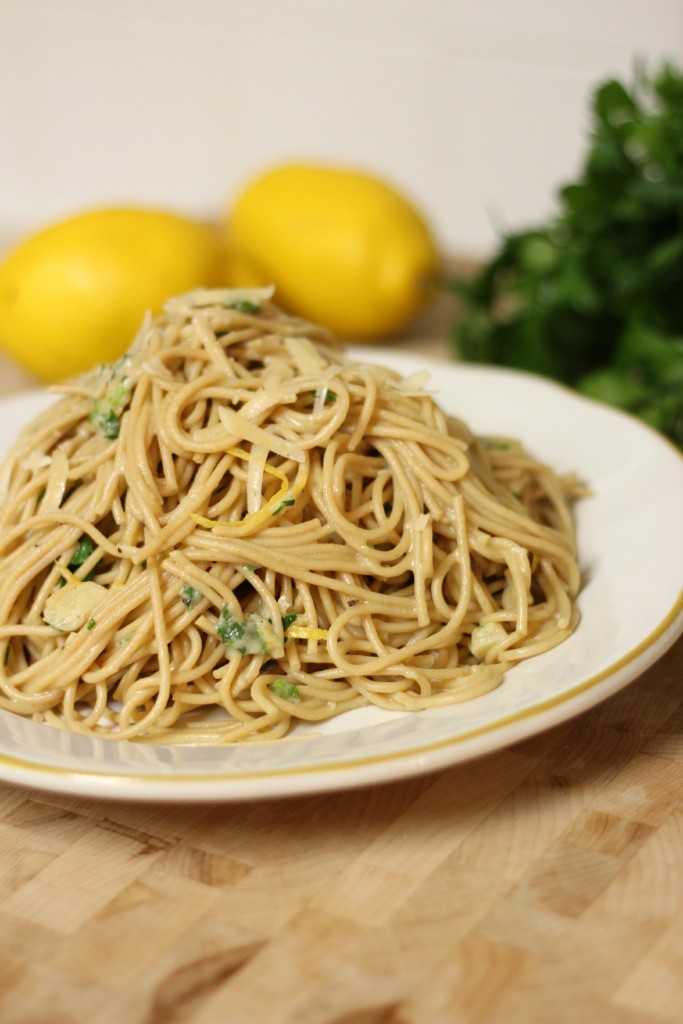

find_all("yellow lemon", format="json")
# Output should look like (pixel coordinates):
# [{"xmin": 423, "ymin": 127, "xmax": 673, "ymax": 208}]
[
  {"xmin": 0, "ymin": 207, "xmax": 223, "ymax": 382},
  {"xmin": 217, "ymin": 228, "xmax": 269, "ymax": 290},
  {"xmin": 227, "ymin": 164, "xmax": 439, "ymax": 339}
]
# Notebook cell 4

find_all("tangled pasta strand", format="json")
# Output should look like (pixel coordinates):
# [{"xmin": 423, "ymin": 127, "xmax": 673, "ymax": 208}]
[{"xmin": 0, "ymin": 289, "xmax": 582, "ymax": 743}]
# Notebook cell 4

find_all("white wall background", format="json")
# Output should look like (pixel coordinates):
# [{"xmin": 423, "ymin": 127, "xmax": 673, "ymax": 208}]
[{"xmin": 1, "ymin": 0, "xmax": 682, "ymax": 258}]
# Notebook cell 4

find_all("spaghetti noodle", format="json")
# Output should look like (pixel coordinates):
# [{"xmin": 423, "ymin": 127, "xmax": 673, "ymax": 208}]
[{"xmin": 0, "ymin": 288, "xmax": 582, "ymax": 743}]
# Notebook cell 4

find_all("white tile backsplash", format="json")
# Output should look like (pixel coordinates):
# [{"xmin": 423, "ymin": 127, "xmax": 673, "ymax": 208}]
[{"xmin": 1, "ymin": 0, "xmax": 682, "ymax": 256}]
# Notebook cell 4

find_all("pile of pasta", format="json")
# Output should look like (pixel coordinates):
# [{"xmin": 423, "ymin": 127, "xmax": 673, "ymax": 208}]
[{"xmin": 0, "ymin": 288, "xmax": 582, "ymax": 743}]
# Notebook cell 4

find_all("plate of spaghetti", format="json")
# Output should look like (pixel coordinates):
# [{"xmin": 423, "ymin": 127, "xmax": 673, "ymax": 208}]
[{"xmin": 0, "ymin": 288, "xmax": 681, "ymax": 800}]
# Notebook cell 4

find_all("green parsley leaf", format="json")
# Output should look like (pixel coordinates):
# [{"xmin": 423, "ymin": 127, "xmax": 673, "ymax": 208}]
[
  {"xmin": 70, "ymin": 537, "xmax": 95, "ymax": 566},
  {"xmin": 270, "ymin": 678, "xmax": 300, "ymax": 702},
  {"xmin": 216, "ymin": 606, "xmax": 274, "ymax": 654},
  {"xmin": 449, "ymin": 61, "xmax": 683, "ymax": 449},
  {"xmin": 281, "ymin": 612, "xmax": 298, "ymax": 632},
  {"xmin": 180, "ymin": 584, "xmax": 202, "ymax": 609},
  {"xmin": 55, "ymin": 537, "xmax": 98, "ymax": 588},
  {"xmin": 216, "ymin": 608, "xmax": 244, "ymax": 647},
  {"xmin": 312, "ymin": 388, "xmax": 337, "ymax": 404},
  {"xmin": 90, "ymin": 403, "xmax": 121, "ymax": 439},
  {"xmin": 229, "ymin": 300, "xmax": 261, "ymax": 313},
  {"xmin": 89, "ymin": 375, "xmax": 132, "ymax": 440}
]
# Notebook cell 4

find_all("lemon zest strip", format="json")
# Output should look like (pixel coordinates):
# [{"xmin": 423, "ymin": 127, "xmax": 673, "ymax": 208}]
[
  {"xmin": 191, "ymin": 446, "xmax": 307, "ymax": 537},
  {"xmin": 286, "ymin": 625, "xmax": 329, "ymax": 641}
]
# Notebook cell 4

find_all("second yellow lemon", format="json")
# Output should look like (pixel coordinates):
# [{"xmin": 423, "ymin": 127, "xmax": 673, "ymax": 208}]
[
  {"xmin": 0, "ymin": 207, "xmax": 222, "ymax": 382},
  {"xmin": 228, "ymin": 164, "xmax": 439, "ymax": 339}
]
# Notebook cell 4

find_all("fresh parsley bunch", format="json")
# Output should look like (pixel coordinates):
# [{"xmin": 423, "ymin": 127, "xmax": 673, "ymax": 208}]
[{"xmin": 451, "ymin": 63, "xmax": 683, "ymax": 448}]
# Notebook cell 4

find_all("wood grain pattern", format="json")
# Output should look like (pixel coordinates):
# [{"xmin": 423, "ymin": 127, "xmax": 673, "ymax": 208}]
[
  {"xmin": 0, "ymin": 303, "xmax": 682, "ymax": 1023},
  {"xmin": 0, "ymin": 633, "xmax": 680, "ymax": 1024}
]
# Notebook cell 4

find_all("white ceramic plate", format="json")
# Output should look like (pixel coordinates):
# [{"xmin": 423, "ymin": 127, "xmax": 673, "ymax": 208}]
[{"xmin": 0, "ymin": 352, "xmax": 682, "ymax": 802}]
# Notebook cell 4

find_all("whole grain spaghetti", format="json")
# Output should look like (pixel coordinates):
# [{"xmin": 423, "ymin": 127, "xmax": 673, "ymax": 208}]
[{"xmin": 0, "ymin": 288, "xmax": 582, "ymax": 743}]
